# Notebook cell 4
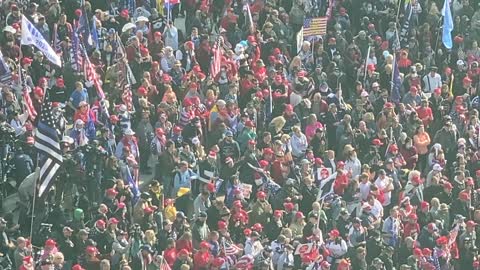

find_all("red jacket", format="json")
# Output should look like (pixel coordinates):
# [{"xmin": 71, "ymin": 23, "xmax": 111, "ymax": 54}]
[{"xmin": 333, "ymin": 173, "xmax": 348, "ymax": 195}]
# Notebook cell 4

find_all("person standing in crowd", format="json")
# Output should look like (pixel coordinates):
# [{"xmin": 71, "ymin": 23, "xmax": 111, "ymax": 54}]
[{"xmin": 2, "ymin": 0, "xmax": 480, "ymax": 269}]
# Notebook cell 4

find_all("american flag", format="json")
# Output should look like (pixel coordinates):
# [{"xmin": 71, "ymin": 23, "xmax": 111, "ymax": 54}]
[
  {"xmin": 19, "ymin": 70, "xmax": 37, "ymax": 121},
  {"xmin": 115, "ymin": 33, "xmax": 136, "ymax": 88},
  {"xmin": 303, "ymin": 17, "xmax": 328, "ymax": 37},
  {"xmin": 235, "ymin": 254, "xmax": 254, "ymax": 270},
  {"xmin": 210, "ymin": 38, "xmax": 222, "ymax": 78},
  {"xmin": 223, "ymin": 241, "xmax": 241, "ymax": 256},
  {"xmin": 83, "ymin": 46, "xmax": 105, "ymax": 99},
  {"xmin": 35, "ymin": 93, "xmax": 63, "ymax": 198},
  {"xmin": 72, "ymin": 23, "xmax": 83, "ymax": 72}
]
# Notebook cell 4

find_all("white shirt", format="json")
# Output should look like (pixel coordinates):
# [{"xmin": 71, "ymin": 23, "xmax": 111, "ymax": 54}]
[
  {"xmin": 422, "ymin": 73, "xmax": 442, "ymax": 93},
  {"xmin": 244, "ymin": 239, "xmax": 263, "ymax": 257},
  {"xmin": 359, "ymin": 182, "xmax": 371, "ymax": 201},
  {"xmin": 370, "ymin": 199, "xmax": 384, "ymax": 219},
  {"xmin": 345, "ymin": 158, "xmax": 362, "ymax": 179},
  {"xmin": 374, "ymin": 176, "xmax": 393, "ymax": 206},
  {"xmin": 290, "ymin": 132, "xmax": 308, "ymax": 157}
]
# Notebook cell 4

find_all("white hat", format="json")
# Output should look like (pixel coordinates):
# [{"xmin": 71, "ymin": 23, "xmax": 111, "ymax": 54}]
[
  {"xmin": 191, "ymin": 137, "xmax": 200, "ymax": 145},
  {"xmin": 61, "ymin": 136, "xmax": 74, "ymax": 144},
  {"xmin": 433, "ymin": 164, "xmax": 443, "ymax": 171},
  {"xmin": 75, "ymin": 119, "xmax": 85, "ymax": 126},
  {"xmin": 124, "ymin": 128, "xmax": 135, "ymax": 136},
  {"xmin": 135, "ymin": 16, "xmax": 149, "ymax": 23},
  {"xmin": 360, "ymin": 91, "xmax": 369, "ymax": 97},
  {"xmin": 3, "ymin": 26, "xmax": 16, "ymax": 34},
  {"xmin": 119, "ymin": 104, "xmax": 127, "ymax": 112}
]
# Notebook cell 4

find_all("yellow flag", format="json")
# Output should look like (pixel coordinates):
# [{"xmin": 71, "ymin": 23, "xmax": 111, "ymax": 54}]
[{"xmin": 449, "ymin": 74, "xmax": 454, "ymax": 96}]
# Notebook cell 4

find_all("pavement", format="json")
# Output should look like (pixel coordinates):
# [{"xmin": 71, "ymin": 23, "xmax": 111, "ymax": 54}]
[{"xmin": 3, "ymin": 17, "xmax": 187, "ymax": 215}]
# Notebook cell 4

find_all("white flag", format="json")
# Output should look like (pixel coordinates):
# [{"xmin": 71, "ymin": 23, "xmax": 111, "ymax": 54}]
[{"xmin": 21, "ymin": 15, "xmax": 62, "ymax": 66}]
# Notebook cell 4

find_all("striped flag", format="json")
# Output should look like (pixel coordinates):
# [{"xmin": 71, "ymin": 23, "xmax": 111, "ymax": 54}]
[
  {"xmin": 303, "ymin": 17, "xmax": 328, "ymax": 37},
  {"xmin": 115, "ymin": 33, "xmax": 136, "ymax": 87},
  {"xmin": 399, "ymin": 0, "xmax": 413, "ymax": 48},
  {"xmin": 35, "ymin": 93, "xmax": 63, "ymax": 198},
  {"xmin": 72, "ymin": 23, "xmax": 83, "ymax": 72},
  {"xmin": 391, "ymin": 54, "xmax": 402, "ymax": 103},
  {"xmin": 19, "ymin": 70, "xmax": 37, "ymax": 121},
  {"xmin": 223, "ymin": 242, "xmax": 241, "ymax": 256},
  {"xmin": 83, "ymin": 46, "xmax": 105, "ymax": 99},
  {"xmin": 210, "ymin": 38, "xmax": 222, "ymax": 78},
  {"xmin": 235, "ymin": 254, "xmax": 254, "ymax": 269}
]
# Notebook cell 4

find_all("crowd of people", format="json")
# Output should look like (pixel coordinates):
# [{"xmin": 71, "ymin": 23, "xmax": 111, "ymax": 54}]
[{"xmin": 1, "ymin": 0, "xmax": 480, "ymax": 269}]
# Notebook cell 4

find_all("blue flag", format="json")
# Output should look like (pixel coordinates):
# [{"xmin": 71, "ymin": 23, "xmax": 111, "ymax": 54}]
[
  {"xmin": 91, "ymin": 17, "xmax": 99, "ymax": 50},
  {"xmin": 391, "ymin": 55, "xmax": 402, "ymax": 103},
  {"xmin": 125, "ymin": 165, "xmax": 140, "ymax": 204},
  {"xmin": 442, "ymin": 0, "xmax": 454, "ymax": 49},
  {"xmin": 78, "ymin": 7, "xmax": 93, "ymax": 50}
]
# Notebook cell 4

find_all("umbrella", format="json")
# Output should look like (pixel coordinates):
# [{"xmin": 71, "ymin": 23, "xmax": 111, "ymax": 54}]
[{"xmin": 122, "ymin": 23, "xmax": 136, "ymax": 33}]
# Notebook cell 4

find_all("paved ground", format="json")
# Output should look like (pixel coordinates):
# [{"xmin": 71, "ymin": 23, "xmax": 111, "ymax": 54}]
[{"xmin": 2, "ymin": 17, "xmax": 187, "ymax": 215}]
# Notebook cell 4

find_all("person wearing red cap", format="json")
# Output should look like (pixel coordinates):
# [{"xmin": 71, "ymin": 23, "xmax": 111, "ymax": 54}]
[
  {"xmin": 50, "ymin": 77, "xmax": 67, "ymax": 103},
  {"xmin": 452, "ymin": 191, "xmax": 472, "ymax": 220},
  {"xmin": 193, "ymin": 241, "xmax": 212, "ymax": 270},
  {"xmin": 402, "ymin": 85, "xmax": 423, "ymax": 107},
  {"xmin": 404, "ymin": 212, "xmax": 420, "ymax": 239},
  {"xmin": 41, "ymin": 239, "xmax": 58, "ymax": 261},
  {"xmin": 324, "ymin": 229, "xmax": 348, "ymax": 266},
  {"xmin": 436, "ymin": 181, "xmax": 453, "ymax": 204},
  {"xmin": 250, "ymin": 190, "xmax": 273, "ymax": 225},
  {"xmin": 265, "ymin": 209, "xmax": 284, "ymax": 241},
  {"xmin": 84, "ymin": 245, "xmax": 101, "ymax": 269}
]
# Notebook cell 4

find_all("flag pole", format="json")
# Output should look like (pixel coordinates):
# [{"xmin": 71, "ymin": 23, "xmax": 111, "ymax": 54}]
[
  {"xmin": 363, "ymin": 46, "xmax": 371, "ymax": 85},
  {"xmin": 19, "ymin": 40, "xmax": 39, "ymax": 242},
  {"xmin": 224, "ymin": 238, "xmax": 230, "ymax": 270}
]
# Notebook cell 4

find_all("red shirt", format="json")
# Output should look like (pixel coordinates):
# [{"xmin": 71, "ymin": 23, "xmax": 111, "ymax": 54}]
[
  {"xmin": 176, "ymin": 239, "xmax": 193, "ymax": 254},
  {"xmin": 416, "ymin": 106, "xmax": 433, "ymax": 126},
  {"xmin": 403, "ymin": 222, "xmax": 420, "ymax": 239},
  {"xmin": 333, "ymin": 173, "xmax": 348, "ymax": 195},
  {"xmin": 193, "ymin": 251, "xmax": 212, "ymax": 270},
  {"xmin": 164, "ymin": 247, "xmax": 177, "ymax": 267}
]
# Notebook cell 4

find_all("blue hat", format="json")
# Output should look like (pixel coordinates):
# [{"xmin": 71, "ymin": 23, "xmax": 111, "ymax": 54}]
[
  {"xmin": 108, "ymin": 28, "xmax": 116, "ymax": 34},
  {"xmin": 225, "ymin": 130, "xmax": 233, "ymax": 137}
]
